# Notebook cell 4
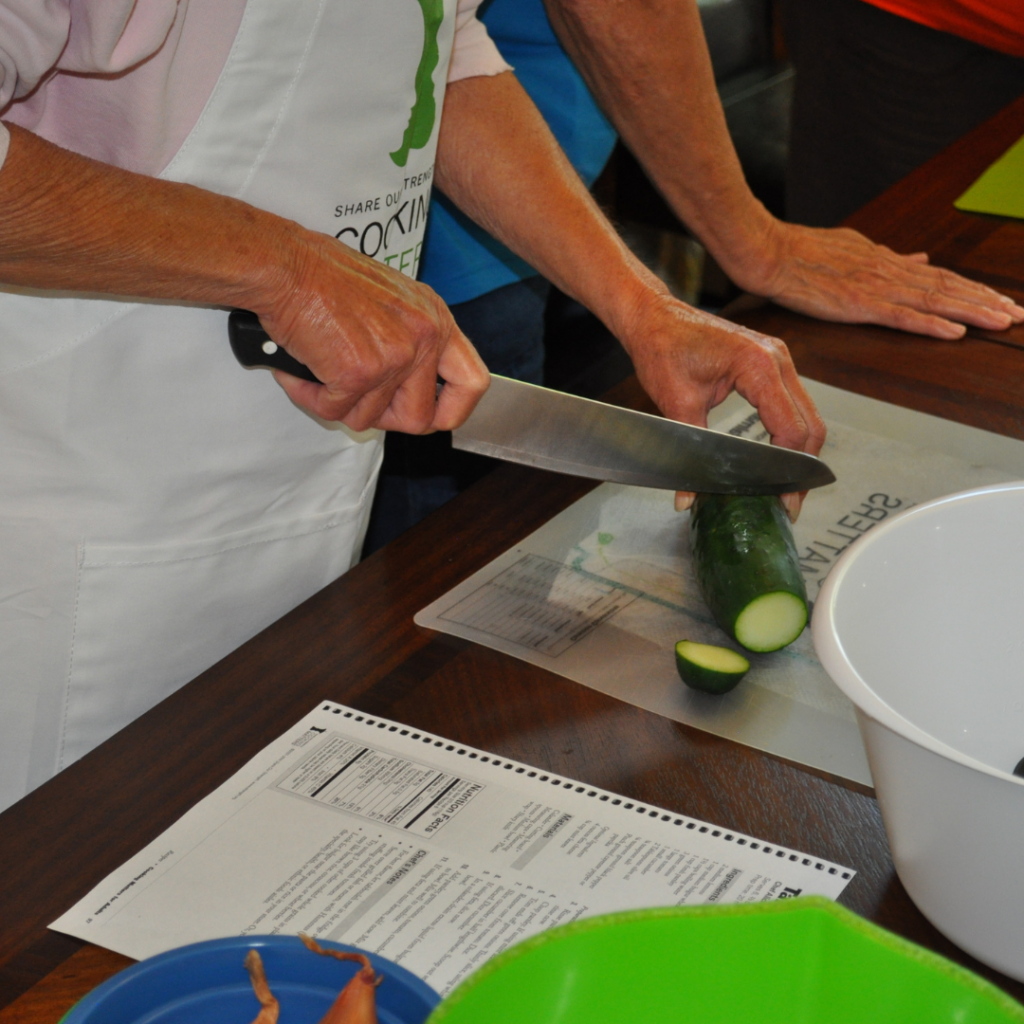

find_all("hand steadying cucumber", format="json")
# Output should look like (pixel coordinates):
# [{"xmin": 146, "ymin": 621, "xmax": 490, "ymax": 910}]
[{"xmin": 690, "ymin": 494, "xmax": 808, "ymax": 653}]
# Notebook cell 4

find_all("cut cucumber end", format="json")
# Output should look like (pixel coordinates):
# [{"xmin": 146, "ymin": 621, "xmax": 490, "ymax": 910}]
[
  {"xmin": 675, "ymin": 640, "xmax": 751, "ymax": 694},
  {"xmin": 733, "ymin": 591, "xmax": 808, "ymax": 652}
]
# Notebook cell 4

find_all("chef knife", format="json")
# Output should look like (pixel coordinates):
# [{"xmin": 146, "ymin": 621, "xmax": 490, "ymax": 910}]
[{"xmin": 228, "ymin": 309, "xmax": 835, "ymax": 495}]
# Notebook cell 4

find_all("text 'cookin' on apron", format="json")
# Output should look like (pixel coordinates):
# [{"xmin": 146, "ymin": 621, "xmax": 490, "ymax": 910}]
[{"xmin": 0, "ymin": 0, "xmax": 456, "ymax": 811}]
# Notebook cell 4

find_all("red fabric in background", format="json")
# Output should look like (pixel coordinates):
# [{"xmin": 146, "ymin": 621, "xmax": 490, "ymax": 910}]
[{"xmin": 862, "ymin": 0, "xmax": 1024, "ymax": 57}]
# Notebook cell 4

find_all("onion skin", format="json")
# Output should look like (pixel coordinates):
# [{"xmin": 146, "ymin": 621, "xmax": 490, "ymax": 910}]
[
  {"xmin": 244, "ymin": 949, "xmax": 280, "ymax": 1024},
  {"xmin": 299, "ymin": 932, "xmax": 381, "ymax": 1024}
]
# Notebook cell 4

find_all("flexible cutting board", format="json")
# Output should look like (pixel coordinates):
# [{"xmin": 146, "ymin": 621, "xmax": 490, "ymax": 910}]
[{"xmin": 416, "ymin": 380, "xmax": 1024, "ymax": 787}]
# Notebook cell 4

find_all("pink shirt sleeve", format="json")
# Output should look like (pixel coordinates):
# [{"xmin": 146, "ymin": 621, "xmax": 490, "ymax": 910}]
[
  {"xmin": 0, "ymin": 0, "xmax": 510, "ymax": 176},
  {"xmin": 0, "ymin": 0, "xmax": 181, "ymax": 103},
  {"xmin": 449, "ymin": 0, "xmax": 512, "ymax": 82},
  {"xmin": 0, "ymin": 0, "xmax": 244, "ymax": 175},
  {"xmin": 0, "ymin": 0, "xmax": 179, "ymax": 168}
]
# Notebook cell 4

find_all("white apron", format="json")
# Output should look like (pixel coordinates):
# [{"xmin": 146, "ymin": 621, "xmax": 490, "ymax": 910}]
[{"xmin": 0, "ymin": 0, "xmax": 456, "ymax": 810}]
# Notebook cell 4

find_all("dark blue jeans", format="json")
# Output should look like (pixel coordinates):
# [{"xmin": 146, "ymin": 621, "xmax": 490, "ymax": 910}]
[{"xmin": 362, "ymin": 275, "xmax": 550, "ymax": 556}]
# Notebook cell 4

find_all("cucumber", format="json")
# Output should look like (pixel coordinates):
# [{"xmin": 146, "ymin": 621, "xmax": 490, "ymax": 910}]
[
  {"xmin": 690, "ymin": 494, "xmax": 808, "ymax": 652},
  {"xmin": 675, "ymin": 640, "xmax": 750, "ymax": 694}
]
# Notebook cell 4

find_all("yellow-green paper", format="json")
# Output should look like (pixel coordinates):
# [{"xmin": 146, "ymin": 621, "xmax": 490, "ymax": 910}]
[{"xmin": 955, "ymin": 133, "xmax": 1024, "ymax": 219}]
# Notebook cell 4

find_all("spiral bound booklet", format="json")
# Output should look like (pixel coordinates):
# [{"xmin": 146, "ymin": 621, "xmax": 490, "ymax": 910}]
[{"xmin": 51, "ymin": 702, "xmax": 853, "ymax": 995}]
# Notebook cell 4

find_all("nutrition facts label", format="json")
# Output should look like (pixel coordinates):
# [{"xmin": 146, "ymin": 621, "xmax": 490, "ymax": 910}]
[
  {"xmin": 276, "ymin": 737, "xmax": 483, "ymax": 837},
  {"xmin": 438, "ymin": 553, "xmax": 636, "ymax": 656},
  {"xmin": 52, "ymin": 703, "xmax": 855, "ymax": 995}
]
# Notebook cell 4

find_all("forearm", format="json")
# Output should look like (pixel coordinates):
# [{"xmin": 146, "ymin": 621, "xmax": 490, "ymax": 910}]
[
  {"xmin": 0, "ymin": 123, "xmax": 303, "ymax": 312},
  {"xmin": 434, "ymin": 71, "xmax": 665, "ymax": 342},
  {"xmin": 0, "ymin": 124, "xmax": 489, "ymax": 433},
  {"xmin": 544, "ymin": 0, "xmax": 1024, "ymax": 338},
  {"xmin": 544, "ymin": 0, "xmax": 774, "ymax": 283},
  {"xmin": 434, "ymin": 71, "xmax": 824, "ymax": 475}
]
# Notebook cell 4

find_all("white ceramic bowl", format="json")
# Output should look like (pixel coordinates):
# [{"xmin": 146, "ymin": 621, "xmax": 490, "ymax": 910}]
[{"xmin": 813, "ymin": 481, "xmax": 1024, "ymax": 981}]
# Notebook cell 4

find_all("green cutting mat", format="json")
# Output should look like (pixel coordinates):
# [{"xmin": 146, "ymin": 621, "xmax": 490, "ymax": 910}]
[{"xmin": 955, "ymin": 133, "xmax": 1024, "ymax": 219}]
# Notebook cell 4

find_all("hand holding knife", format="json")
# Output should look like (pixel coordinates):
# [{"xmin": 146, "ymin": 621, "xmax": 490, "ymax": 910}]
[{"xmin": 228, "ymin": 309, "xmax": 835, "ymax": 495}]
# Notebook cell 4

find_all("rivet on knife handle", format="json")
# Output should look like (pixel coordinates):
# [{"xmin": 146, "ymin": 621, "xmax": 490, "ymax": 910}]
[{"xmin": 227, "ymin": 309, "xmax": 322, "ymax": 384}]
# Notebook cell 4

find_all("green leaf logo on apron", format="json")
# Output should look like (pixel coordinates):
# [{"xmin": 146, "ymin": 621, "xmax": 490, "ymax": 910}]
[{"xmin": 391, "ymin": 0, "xmax": 445, "ymax": 167}]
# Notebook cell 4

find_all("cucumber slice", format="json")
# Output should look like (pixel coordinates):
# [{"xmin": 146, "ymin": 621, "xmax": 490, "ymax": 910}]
[
  {"xmin": 675, "ymin": 640, "xmax": 750, "ymax": 694},
  {"xmin": 734, "ymin": 591, "xmax": 808, "ymax": 652},
  {"xmin": 690, "ymin": 494, "xmax": 809, "ymax": 653}
]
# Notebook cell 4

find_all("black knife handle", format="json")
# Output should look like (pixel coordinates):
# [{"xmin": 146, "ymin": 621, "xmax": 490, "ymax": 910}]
[{"xmin": 227, "ymin": 309, "xmax": 323, "ymax": 384}]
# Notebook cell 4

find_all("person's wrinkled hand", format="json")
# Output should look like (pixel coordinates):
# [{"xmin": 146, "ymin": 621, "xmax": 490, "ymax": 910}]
[
  {"xmin": 617, "ymin": 288, "xmax": 826, "ymax": 522},
  {"xmin": 741, "ymin": 221, "xmax": 1024, "ymax": 338},
  {"xmin": 253, "ymin": 230, "xmax": 489, "ymax": 433}
]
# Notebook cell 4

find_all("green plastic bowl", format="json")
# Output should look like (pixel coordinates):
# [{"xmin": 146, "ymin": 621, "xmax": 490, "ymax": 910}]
[{"xmin": 428, "ymin": 898, "xmax": 1024, "ymax": 1024}]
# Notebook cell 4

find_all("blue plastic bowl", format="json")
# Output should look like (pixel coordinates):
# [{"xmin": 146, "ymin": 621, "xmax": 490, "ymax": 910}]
[{"xmin": 60, "ymin": 935, "xmax": 440, "ymax": 1024}]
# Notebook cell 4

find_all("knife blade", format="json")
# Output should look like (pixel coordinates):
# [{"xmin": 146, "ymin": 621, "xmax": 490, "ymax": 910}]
[{"xmin": 227, "ymin": 309, "xmax": 835, "ymax": 495}]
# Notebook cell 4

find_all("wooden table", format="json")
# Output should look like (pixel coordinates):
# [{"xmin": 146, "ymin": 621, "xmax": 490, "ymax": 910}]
[{"xmin": 4, "ymin": 98, "xmax": 1024, "ymax": 1024}]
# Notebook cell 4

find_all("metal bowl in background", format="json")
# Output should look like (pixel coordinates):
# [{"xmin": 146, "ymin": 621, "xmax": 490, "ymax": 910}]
[{"xmin": 813, "ymin": 481, "xmax": 1024, "ymax": 981}]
